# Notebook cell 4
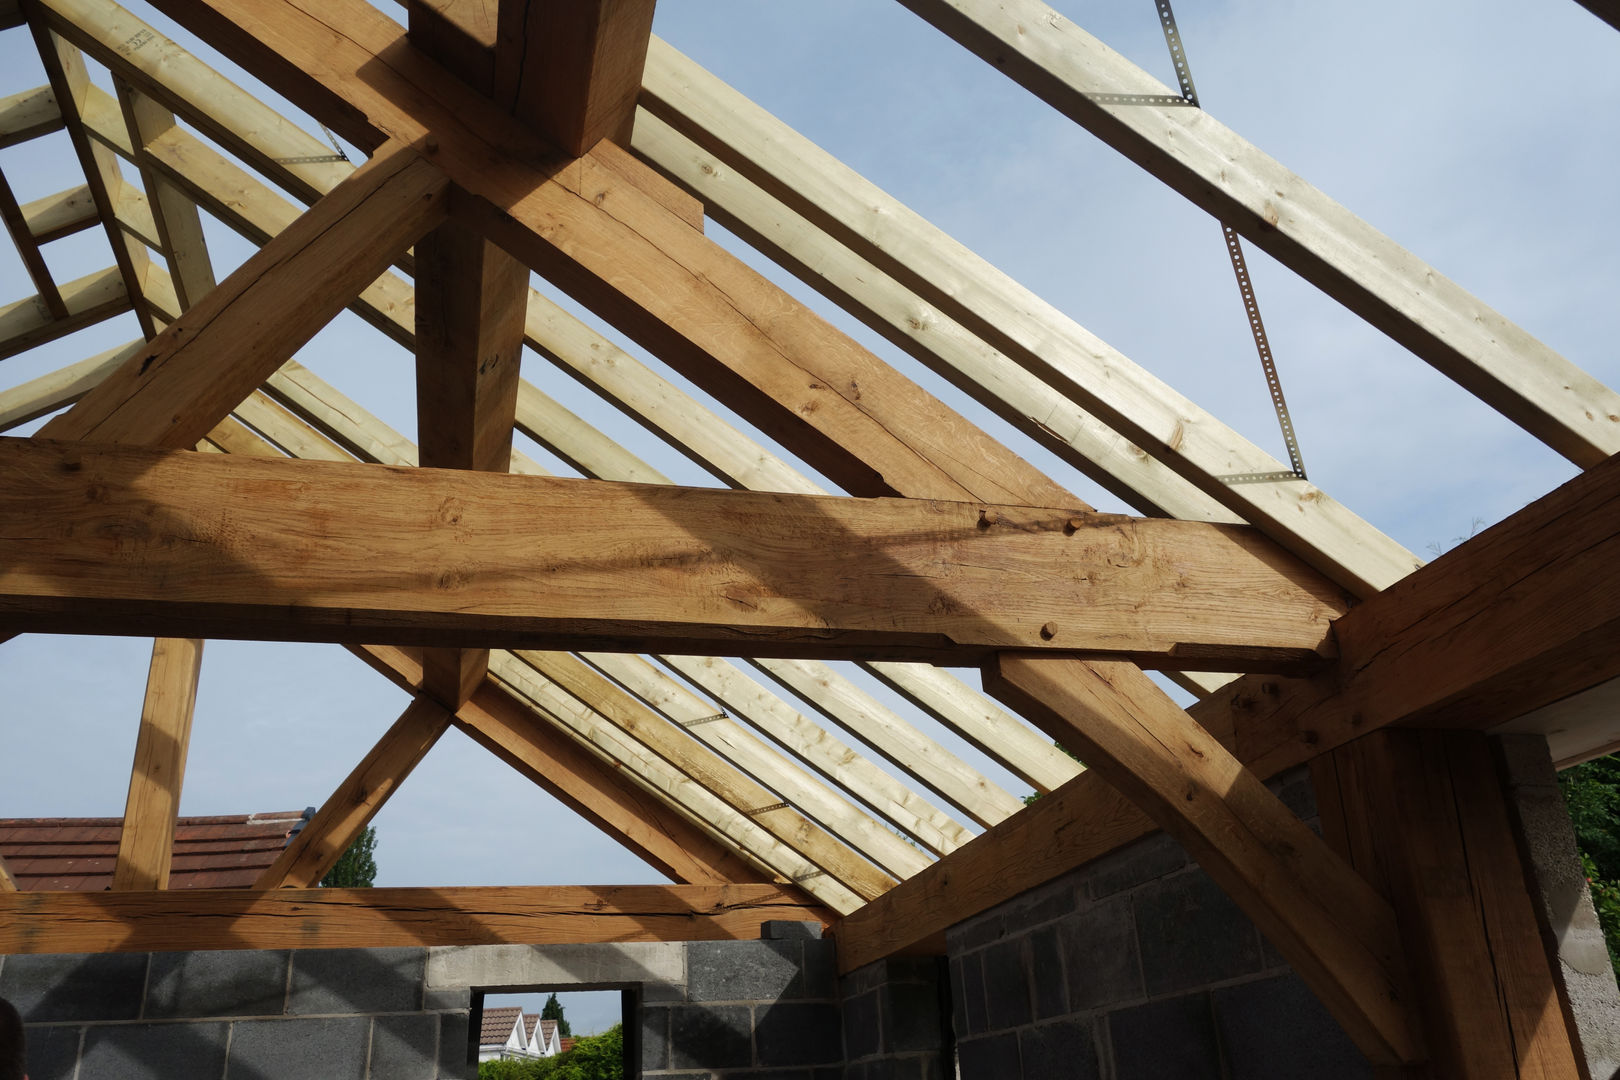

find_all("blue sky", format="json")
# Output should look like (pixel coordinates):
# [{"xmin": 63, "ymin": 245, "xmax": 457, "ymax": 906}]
[{"xmin": 1, "ymin": 0, "xmax": 1617, "ymax": 1035}]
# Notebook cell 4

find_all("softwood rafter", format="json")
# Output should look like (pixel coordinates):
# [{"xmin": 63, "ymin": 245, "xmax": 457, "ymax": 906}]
[{"xmin": 897, "ymin": 0, "xmax": 1620, "ymax": 470}]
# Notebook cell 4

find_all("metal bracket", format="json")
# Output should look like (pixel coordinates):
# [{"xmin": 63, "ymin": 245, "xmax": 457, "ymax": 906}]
[{"xmin": 1155, "ymin": 0, "xmax": 1308, "ymax": 482}]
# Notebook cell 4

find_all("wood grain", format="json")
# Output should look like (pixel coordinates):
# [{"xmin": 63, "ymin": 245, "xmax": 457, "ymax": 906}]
[
  {"xmin": 255, "ymin": 697, "xmax": 452, "ymax": 889},
  {"xmin": 0, "ymin": 437, "xmax": 1346, "ymax": 666},
  {"xmin": 38, "ymin": 141, "xmax": 445, "ymax": 449},
  {"xmin": 112, "ymin": 637, "xmax": 204, "ymax": 891},
  {"xmin": 0, "ymin": 884, "xmax": 829, "ymax": 953}
]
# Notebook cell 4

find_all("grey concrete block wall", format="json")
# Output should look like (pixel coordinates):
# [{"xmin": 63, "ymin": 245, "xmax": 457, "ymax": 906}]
[
  {"xmin": 947, "ymin": 767, "xmax": 1373, "ymax": 1080},
  {"xmin": 838, "ymin": 956, "xmax": 948, "ymax": 1080},
  {"xmin": 0, "ymin": 947, "xmax": 472, "ymax": 1080}
]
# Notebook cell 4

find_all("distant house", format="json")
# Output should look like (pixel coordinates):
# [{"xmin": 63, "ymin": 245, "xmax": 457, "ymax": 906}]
[
  {"xmin": 478, "ymin": 1006, "xmax": 529, "ymax": 1062},
  {"xmin": 0, "ymin": 810, "xmax": 311, "ymax": 890},
  {"xmin": 478, "ymin": 1006, "xmax": 561, "ymax": 1061}
]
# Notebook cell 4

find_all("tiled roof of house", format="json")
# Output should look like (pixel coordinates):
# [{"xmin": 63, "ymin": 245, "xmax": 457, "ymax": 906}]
[
  {"xmin": 540, "ymin": 1019, "xmax": 557, "ymax": 1043},
  {"xmin": 479, "ymin": 1006, "xmax": 524, "ymax": 1045},
  {"xmin": 559, "ymin": 1037, "xmax": 576, "ymax": 1054},
  {"xmin": 0, "ymin": 811, "xmax": 310, "ymax": 891},
  {"xmin": 523, "ymin": 1014, "xmax": 538, "ymax": 1040}
]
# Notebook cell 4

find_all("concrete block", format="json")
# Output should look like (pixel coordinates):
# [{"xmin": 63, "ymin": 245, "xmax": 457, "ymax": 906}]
[
  {"xmin": 948, "ymin": 956, "xmax": 969, "ymax": 1041},
  {"xmin": 879, "ymin": 957, "xmax": 941, "ymax": 985},
  {"xmin": 229, "ymin": 1016, "xmax": 371, "ymax": 1080},
  {"xmin": 145, "ymin": 950, "xmax": 289, "ymax": 1018},
  {"xmin": 20, "ymin": 1024, "xmax": 82, "ymax": 1080},
  {"xmin": 288, "ymin": 947, "xmax": 423, "ymax": 1015},
  {"xmin": 1133, "ymin": 871, "xmax": 1262, "ymax": 996},
  {"xmin": 841, "ymin": 989, "xmax": 880, "ymax": 1060},
  {"xmin": 1496, "ymin": 732, "xmax": 1561, "ymax": 790},
  {"xmin": 667, "ymin": 1004, "xmax": 752, "ymax": 1070},
  {"xmin": 1081, "ymin": 832, "xmax": 1187, "ymax": 899},
  {"xmin": 956, "ymin": 1032, "xmax": 1020, "ymax": 1079},
  {"xmin": 945, "ymin": 911, "xmax": 1004, "ymax": 953},
  {"xmin": 1018, "ymin": 1018, "xmax": 1101, "ymax": 1080},
  {"xmin": 800, "ymin": 940, "xmax": 838, "ymax": 1000},
  {"xmin": 425, "ymin": 942, "xmax": 685, "ymax": 996},
  {"xmin": 999, "ymin": 874, "xmax": 1079, "ymax": 934},
  {"xmin": 423, "ymin": 986, "xmax": 471, "ymax": 1011},
  {"xmin": 437, "ymin": 1011, "xmax": 475, "ymax": 1080},
  {"xmin": 754, "ymin": 1002, "xmax": 842, "ymax": 1066},
  {"xmin": 883, "ymin": 979, "xmax": 944, "ymax": 1053},
  {"xmin": 641, "ymin": 1005, "xmax": 671, "ymax": 1071},
  {"xmin": 686, "ymin": 939, "xmax": 801, "ymax": 1002},
  {"xmin": 1028, "ymin": 924, "xmax": 1066, "ymax": 1020},
  {"xmin": 370, "ymin": 1012, "xmax": 439, "ymax": 1080},
  {"xmin": 1109, "ymin": 992, "xmax": 1221, "ymax": 1080},
  {"xmin": 761, "ymin": 920, "xmax": 823, "ymax": 940},
  {"xmin": 981, "ymin": 939, "xmax": 1032, "ymax": 1031},
  {"xmin": 1213, "ymin": 974, "xmax": 1371, "ymax": 1079},
  {"xmin": 0, "ymin": 952, "xmax": 148, "ymax": 1022},
  {"xmin": 78, "ymin": 1021, "xmax": 229, "ymax": 1080},
  {"xmin": 956, "ymin": 950, "xmax": 989, "ymax": 1037}
]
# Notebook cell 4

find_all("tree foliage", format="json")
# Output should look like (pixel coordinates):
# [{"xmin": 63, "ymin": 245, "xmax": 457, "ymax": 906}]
[
  {"xmin": 1560, "ymin": 755, "xmax": 1620, "ymax": 976},
  {"xmin": 476, "ymin": 1025, "xmax": 623, "ymax": 1080},
  {"xmin": 318, "ymin": 825, "xmax": 377, "ymax": 888},
  {"xmin": 541, "ymin": 992, "xmax": 571, "ymax": 1038}
]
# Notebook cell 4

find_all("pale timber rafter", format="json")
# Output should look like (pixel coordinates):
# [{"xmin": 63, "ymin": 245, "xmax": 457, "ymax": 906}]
[{"xmin": 895, "ymin": 0, "xmax": 1620, "ymax": 471}]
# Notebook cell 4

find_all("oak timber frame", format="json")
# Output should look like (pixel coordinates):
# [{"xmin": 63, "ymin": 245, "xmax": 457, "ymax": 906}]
[{"xmin": 0, "ymin": 0, "xmax": 1613, "ymax": 1074}]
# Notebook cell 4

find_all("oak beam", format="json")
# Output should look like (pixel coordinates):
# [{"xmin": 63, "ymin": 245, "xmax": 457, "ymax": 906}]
[
  {"xmin": 200, "ymin": 409, "xmax": 785, "ymax": 891},
  {"xmin": 112, "ymin": 637, "xmax": 204, "ymax": 891},
  {"xmin": 897, "ymin": 0, "xmax": 1620, "ymax": 469},
  {"xmin": 1314, "ymin": 732, "xmax": 1582, "ymax": 1078},
  {"xmin": 0, "ymin": 854, "xmax": 16, "ymax": 892},
  {"xmin": 141, "ymin": 0, "xmax": 1074, "ymax": 506},
  {"xmin": 254, "ymin": 697, "xmax": 452, "ymax": 890},
  {"xmin": 0, "ymin": 884, "xmax": 830, "ymax": 953},
  {"xmin": 0, "ymin": 437, "xmax": 1346, "ymax": 667},
  {"xmin": 835, "ymin": 451, "xmax": 1620, "ymax": 971},
  {"xmin": 493, "ymin": 0, "xmax": 658, "ymax": 155},
  {"xmin": 1204, "ymin": 447, "xmax": 1620, "ymax": 783},
  {"xmin": 38, "ymin": 140, "xmax": 447, "ymax": 448},
  {"xmin": 413, "ymin": 217, "xmax": 529, "ymax": 709},
  {"xmin": 986, "ymin": 655, "xmax": 1419, "ymax": 1065}
]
